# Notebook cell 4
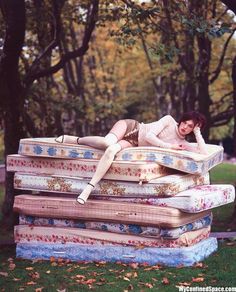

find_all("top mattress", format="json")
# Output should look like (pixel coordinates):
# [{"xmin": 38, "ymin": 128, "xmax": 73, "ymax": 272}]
[{"xmin": 18, "ymin": 138, "xmax": 223, "ymax": 174}]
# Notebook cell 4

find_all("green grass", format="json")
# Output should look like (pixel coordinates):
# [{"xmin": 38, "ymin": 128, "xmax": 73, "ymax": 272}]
[
  {"xmin": 210, "ymin": 163, "xmax": 236, "ymax": 185},
  {"xmin": 0, "ymin": 243, "xmax": 236, "ymax": 291},
  {"xmin": 0, "ymin": 163, "xmax": 236, "ymax": 290}
]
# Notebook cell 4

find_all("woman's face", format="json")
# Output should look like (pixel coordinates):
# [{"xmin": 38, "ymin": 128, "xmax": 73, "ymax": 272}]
[{"xmin": 178, "ymin": 119, "xmax": 195, "ymax": 136}]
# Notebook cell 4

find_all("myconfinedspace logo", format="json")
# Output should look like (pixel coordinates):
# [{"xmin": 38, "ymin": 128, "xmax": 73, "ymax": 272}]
[{"xmin": 178, "ymin": 286, "xmax": 236, "ymax": 292}]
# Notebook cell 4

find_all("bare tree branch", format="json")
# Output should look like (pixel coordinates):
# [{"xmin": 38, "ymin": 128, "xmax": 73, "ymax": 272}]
[
  {"xmin": 210, "ymin": 28, "xmax": 236, "ymax": 84},
  {"xmin": 26, "ymin": 0, "xmax": 64, "ymax": 77},
  {"xmin": 24, "ymin": 0, "xmax": 99, "ymax": 86}
]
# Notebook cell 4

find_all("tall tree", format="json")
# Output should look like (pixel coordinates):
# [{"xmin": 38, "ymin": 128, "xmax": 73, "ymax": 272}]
[{"xmin": 0, "ymin": 0, "xmax": 99, "ymax": 226}]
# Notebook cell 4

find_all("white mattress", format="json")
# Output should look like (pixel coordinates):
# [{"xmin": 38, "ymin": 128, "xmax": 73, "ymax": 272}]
[
  {"xmin": 7, "ymin": 154, "xmax": 173, "ymax": 183},
  {"xmin": 14, "ymin": 172, "xmax": 210, "ymax": 197},
  {"xmin": 92, "ymin": 184, "xmax": 235, "ymax": 213}
]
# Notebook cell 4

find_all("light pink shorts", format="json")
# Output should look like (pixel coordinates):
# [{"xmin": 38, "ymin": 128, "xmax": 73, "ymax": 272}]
[{"xmin": 109, "ymin": 119, "xmax": 139, "ymax": 149}]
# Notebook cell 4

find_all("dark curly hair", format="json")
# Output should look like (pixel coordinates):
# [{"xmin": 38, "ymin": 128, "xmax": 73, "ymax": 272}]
[{"xmin": 178, "ymin": 111, "xmax": 206, "ymax": 129}]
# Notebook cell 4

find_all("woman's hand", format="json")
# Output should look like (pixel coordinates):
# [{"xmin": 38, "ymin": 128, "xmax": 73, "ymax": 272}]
[
  {"xmin": 193, "ymin": 125, "xmax": 201, "ymax": 135},
  {"xmin": 171, "ymin": 144, "xmax": 187, "ymax": 150}
]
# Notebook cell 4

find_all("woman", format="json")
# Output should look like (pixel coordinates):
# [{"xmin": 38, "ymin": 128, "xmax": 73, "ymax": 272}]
[{"xmin": 56, "ymin": 111, "xmax": 208, "ymax": 204}]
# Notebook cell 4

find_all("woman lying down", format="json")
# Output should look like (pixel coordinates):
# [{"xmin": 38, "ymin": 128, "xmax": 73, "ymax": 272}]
[{"xmin": 56, "ymin": 111, "xmax": 208, "ymax": 205}]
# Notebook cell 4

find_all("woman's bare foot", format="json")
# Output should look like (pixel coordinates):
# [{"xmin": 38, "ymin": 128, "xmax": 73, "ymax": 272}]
[{"xmin": 55, "ymin": 135, "xmax": 79, "ymax": 144}]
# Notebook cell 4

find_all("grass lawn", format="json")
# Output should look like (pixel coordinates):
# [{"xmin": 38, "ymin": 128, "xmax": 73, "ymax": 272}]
[{"xmin": 0, "ymin": 163, "xmax": 236, "ymax": 290}]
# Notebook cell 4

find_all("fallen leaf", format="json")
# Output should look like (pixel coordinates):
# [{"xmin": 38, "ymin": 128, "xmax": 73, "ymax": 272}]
[
  {"xmin": 127, "ymin": 284, "xmax": 134, "ymax": 290},
  {"xmin": 129, "ymin": 263, "xmax": 139, "ymax": 269},
  {"xmin": 46, "ymin": 270, "xmax": 51, "ymax": 274},
  {"xmin": 194, "ymin": 262, "xmax": 204, "ymax": 268},
  {"xmin": 226, "ymin": 242, "xmax": 235, "ymax": 246},
  {"xmin": 178, "ymin": 282, "xmax": 191, "ymax": 286},
  {"xmin": 35, "ymin": 288, "xmax": 44, "ymax": 292},
  {"xmin": 192, "ymin": 277, "xmax": 204, "ymax": 283},
  {"xmin": 25, "ymin": 267, "xmax": 34, "ymax": 271},
  {"xmin": 13, "ymin": 278, "xmax": 21, "ymax": 281},
  {"xmin": 145, "ymin": 283, "xmax": 154, "ymax": 288},
  {"xmin": 26, "ymin": 281, "xmax": 36, "ymax": 285},
  {"xmin": 29, "ymin": 271, "xmax": 40, "ymax": 279},
  {"xmin": 84, "ymin": 278, "xmax": 96, "ymax": 285},
  {"xmin": 50, "ymin": 256, "xmax": 55, "ymax": 262},
  {"xmin": 162, "ymin": 277, "xmax": 170, "ymax": 285},
  {"xmin": 75, "ymin": 274, "xmax": 86, "ymax": 280},
  {"xmin": 0, "ymin": 272, "xmax": 8, "ymax": 277},
  {"xmin": 123, "ymin": 277, "xmax": 130, "ymax": 282}
]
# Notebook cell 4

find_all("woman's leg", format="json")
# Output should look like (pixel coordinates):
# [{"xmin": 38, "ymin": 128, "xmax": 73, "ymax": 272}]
[
  {"xmin": 56, "ymin": 120, "xmax": 129, "ymax": 149},
  {"xmin": 76, "ymin": 140, "xmax": 132, "ymax": 204}
]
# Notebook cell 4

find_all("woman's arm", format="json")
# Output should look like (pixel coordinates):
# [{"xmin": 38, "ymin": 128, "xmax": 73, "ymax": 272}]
[{"xmin": 184, "ymin": 126, "xmax": 208, "ymax": 154}]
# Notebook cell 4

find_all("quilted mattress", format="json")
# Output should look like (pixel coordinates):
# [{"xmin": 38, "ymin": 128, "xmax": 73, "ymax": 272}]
[
  {"xmin": 13, "ymin": 172, "xmax": 210, "ymax": 197},
  {"xmin": 14, "ymin": 225, "xmax": 210, "ymax": 247},
  {"xmin": 92, "ymin": 184, "xmax": 235, "ymax": 213},
  {"xmin": 19, "ymin": 214, "xmax": 212, "ymax": 240},
  {"xmin": 16, "ymin": 237, "xmax": 218, "ymax": 267},
  {"xmin": 18, "ymin": 137, "xmax": 223, "ymax": 174},
  {"xmin": 7, "ymin": 155, "xmax": 173, "ymax": 183},
  {"xmin": 13, "ymin": 194, "xmax": 211, "ymax": 228}
]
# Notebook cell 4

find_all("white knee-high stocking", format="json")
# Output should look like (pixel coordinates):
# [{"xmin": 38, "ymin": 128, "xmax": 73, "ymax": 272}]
[{"xmin": 76, "ymin": 143, "xmax": 122, "ymax": 204}]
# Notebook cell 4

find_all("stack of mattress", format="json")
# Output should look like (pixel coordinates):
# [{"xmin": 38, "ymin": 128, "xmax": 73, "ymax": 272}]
[{"xmin": 7, "ymin": 138, "xmax": 235, "ymax": 267}]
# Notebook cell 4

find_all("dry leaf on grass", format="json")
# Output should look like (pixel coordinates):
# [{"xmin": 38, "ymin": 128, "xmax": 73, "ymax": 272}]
[
  {"xmin": 162, "ymin": 277, "xmax": 170, "ymax": 285},
  {"xmin": 26, "ymin": 281, "xmax": 37, "ymax": 285},
  {"xmin": 25, "ymin": 267, "xmax": 34, "ymax": 271},
  {"xmin": 192, "ymin": 277, "xmax": 204, "ymax": 283},
  {"xmin": 177, "ymin": 282, "xmax": 191, "ymax": 286}
]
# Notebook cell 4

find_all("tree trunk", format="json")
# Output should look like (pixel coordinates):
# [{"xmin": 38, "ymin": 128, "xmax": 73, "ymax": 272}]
[
  {"xmin": 0, "ymin": 0, "xmax": 26, "ymax": 227},
  {"xmin": 232, "ymin": 56, "xmax": 236, "ymax": 157}
]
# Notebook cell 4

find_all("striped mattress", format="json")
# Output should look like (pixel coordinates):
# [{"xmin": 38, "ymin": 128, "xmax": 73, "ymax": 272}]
[{"xmin": 13, "ymin": 194, "xmax": 211, "ymax": 228}]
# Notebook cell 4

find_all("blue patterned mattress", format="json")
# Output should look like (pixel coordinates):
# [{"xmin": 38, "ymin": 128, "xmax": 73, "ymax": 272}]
[
  {"xmin": 19, "ymin": 213, "xmax": 212, "ymax": 240},
  {"xmin": 16, "ymin": 237, "xmax": 218, "ymax": 267},
  {"xmin": 18, "ymin": 138, "xmax": 223, "ymax": 174}
]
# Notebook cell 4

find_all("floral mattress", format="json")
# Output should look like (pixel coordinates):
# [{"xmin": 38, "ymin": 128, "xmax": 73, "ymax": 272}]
[
  {"xmin": 16, "ymin": 237, "xmax": 218, "ymax": 266},
  {"xmin": 14, "ymin": 225, "xmax": 210, "ymax": 248},
  {"xmin": 92, "ymin": 184, "xmax": 235, "ymax": 213},
  {"xmin": 18, "ymin": 137, "xmax": 223, "ymax": 174},
  {"xmin": 7, "ymin": 154, "xmax": 173, "ymax": 183},
  {"xmin": 13, "ymin": 172, "xmax": 210, "ymax": 197},
  {"xmin": 19, "ymin": 214, "xmax": 212, "ymax": 240},
  {"xmin": 13, "ymin": 194, "xmax": 211, "ymax": 227}
]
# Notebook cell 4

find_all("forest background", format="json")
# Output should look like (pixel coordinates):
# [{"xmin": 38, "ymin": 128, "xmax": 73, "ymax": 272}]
[{"xmin": 0, "ymin": 0, "xmax": 236, "ymax": 225}]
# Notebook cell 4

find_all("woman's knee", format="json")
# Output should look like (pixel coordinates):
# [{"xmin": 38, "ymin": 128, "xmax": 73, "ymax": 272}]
[
  {"xmin": 104, "ymin": 133, "xmax": 118, "ymax": 147},
  {"xmin": 104, "ymin": 143, "xmax": 121, "ymax": 159}
]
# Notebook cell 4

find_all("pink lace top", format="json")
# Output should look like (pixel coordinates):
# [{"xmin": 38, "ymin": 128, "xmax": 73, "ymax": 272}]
[{"xmin": 138, "ymin": 115, "xmax": 207, "ymax": 154}]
